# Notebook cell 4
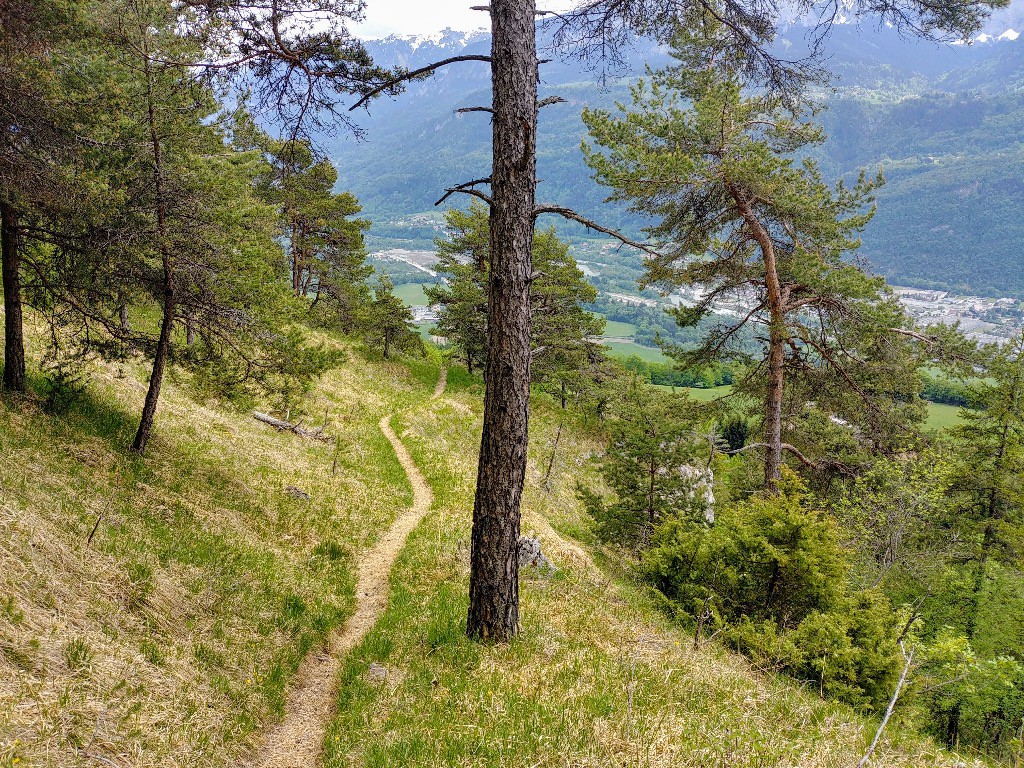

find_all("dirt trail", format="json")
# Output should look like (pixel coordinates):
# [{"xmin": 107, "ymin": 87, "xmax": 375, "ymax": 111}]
[{"xmin": 248, "ymin": 370, "xmax": 445, "ymax": 768}]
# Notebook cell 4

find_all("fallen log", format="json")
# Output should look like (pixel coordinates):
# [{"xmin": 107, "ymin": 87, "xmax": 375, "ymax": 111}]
[{"xmin": 253, "ymin": 411, "xmax": 334, "ymax": 443}]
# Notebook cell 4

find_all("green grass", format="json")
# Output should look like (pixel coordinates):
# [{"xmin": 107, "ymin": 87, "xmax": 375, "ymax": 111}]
[
  {"xmin": 658, "ymin": 384, "xmax": 736, "ymax": 401},
  {"xmin": 0, "ymin": 330, "xmax": 443, "ymax": 768},
  {"xmin": 925, "ymin": 401, "xmax": 964, "ymax": 431},
  {"xmin": 0, "ymin": 324, "xmax": 987, "ymax": 768},
  {"xmin": 320, "ymin": 371, "xmax": 983, "ymax": 768},
  {"xmin": 600, "ymin": 319, "xmax": 638, "ymax": 339},
  {"xmin": 393, "ymin": 282, "xmax": 432, "ymax": 306},
  {"xmin": 675, "ymin": 388, "xmax": 964, "ymax": 426},
  {"xmin": 602, "ymin": 340, "xmax": 669, "ymax": 363}
]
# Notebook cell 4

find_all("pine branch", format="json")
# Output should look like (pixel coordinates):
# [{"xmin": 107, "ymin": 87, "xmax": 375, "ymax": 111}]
[{"xmin": 435, "ymin": 178, "xmax": 494, "ymax": 207}]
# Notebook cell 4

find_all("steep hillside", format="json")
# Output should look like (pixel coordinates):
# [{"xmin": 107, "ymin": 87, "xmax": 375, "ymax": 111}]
[
  {"xmin": 0, "ymin": 327, "xmax": 993, "ymax": 768},
  {"xmin": 320, "ymin": 374, "xmax": 987, "ymax": 767},
  {"xmin": 332, "ymin": 21, "xmax": 1024, "ymax": 295},
  {"xmin": 0, "ymin": 328, "xmax": 438, "ymax": 768}
]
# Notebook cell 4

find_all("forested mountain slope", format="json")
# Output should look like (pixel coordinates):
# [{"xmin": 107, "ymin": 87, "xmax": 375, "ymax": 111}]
[{"xmin": 330, "ymin": 19, "xmax": 1024, "ymax": 295}]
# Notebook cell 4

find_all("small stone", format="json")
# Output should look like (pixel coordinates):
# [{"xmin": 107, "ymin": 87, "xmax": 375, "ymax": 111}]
[
  {"xmin": 285, "ymin": 485, "xmax": 311, "ymax": 501},
  {"xmin": 367, "ymin": 662, "xmax": 388, "ymax": 682}
]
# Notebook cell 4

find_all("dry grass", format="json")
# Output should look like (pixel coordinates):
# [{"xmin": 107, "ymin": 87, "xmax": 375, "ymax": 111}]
[
  {"xmin": 0, "ymin": 331, "xmax": 993, "ymax": 768},
  {"xmin": 0, "ymin": 332, "xmax": 440, "ymax": 768}
]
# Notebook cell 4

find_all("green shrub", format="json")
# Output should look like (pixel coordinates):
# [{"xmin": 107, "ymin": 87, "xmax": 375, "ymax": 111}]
[
  {"xmin": 644, "ymin": 470, "xmax": 846, "ymax": 627},
  {"xmin": 719, "ymin": 415, "xmax": 750, "ymax": 451},
  {"xmin": 644, "ymin": 469, "xmax": 902, "ymax": 710}
]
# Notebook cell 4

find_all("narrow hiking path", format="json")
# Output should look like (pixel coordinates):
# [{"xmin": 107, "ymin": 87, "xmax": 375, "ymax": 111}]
[{"xmin": 249, "ymin": 368, "xmax": 446, "ymax": 768}]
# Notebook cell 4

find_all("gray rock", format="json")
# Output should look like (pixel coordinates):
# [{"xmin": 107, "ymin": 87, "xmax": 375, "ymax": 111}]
[{"xmin": 518, "ymin": 534, "xmax": 555, "ymax": 574}]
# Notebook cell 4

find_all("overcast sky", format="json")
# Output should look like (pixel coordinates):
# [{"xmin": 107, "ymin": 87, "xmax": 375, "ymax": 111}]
[
  {"xmin": 354, "ymin": 0, "xmax": 490, "ymax": 38},
  {"xmin": 354, "ymin": 0, "xmax": 574, "ymax": 38}
]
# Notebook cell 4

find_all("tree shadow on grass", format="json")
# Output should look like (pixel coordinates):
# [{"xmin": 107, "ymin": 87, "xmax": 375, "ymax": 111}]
[{"xmin": 20, "ymin": 369, "xmax": 141, "ymax": 449}]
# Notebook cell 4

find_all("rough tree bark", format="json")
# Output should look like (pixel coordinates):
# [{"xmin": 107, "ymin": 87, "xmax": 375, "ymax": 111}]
[
  {"xmin": 1, "ymin": 201, "xmax": 26, "ymax": 393},
  {"xmin": 466, "ymin": 0, "xmax": 538, "ymax": 641}
]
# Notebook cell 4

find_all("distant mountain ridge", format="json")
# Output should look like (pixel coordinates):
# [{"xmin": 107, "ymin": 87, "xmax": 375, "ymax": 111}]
[{"xmin": 326, "ymin": 10, "xmax": 1024, "ymax": 296}]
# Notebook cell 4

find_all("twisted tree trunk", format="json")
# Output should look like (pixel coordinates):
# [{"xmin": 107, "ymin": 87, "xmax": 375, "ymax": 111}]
[
  {"xmin": 466, "ymin": 0, "xmax": 538, "ymax": 641},
  {"xmin": 732, "ymin": 187, "xmax": 785, "ymax": 491}
]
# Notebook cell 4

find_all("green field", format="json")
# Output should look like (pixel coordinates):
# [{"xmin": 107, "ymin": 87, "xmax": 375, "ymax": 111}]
[
  {"xmin": 685, "ymin": 385, "xmax": 735, "ymax": 401},
  {"xmin": 600, "ymin": 319, "xmax": 638, "ymax": 338},
  {"xmin": 601, "ymin": 339, "xmax": 669, "ymax": 362},
  {"xmin": 392, "ymin": 282, "xmax": 431, "ymax": 306},
  {"xmin": 925, "ymin": 402, "xmax": 964, "ymax": 431},
  {"xmin": 659, "ymin": 387, "xmax": 965, "ymax": 430}
]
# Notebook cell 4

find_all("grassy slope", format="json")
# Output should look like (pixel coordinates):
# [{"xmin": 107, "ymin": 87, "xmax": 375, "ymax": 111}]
[
  {"xmin": 601, "ymin": 341, "xmax": 669, "ymax": 363},
  {"xmin": 321, "ymin": 369, "xmax": 983, "ymax": 768},
  {"xmin": 0, "ymin": 323, "xmax": 980, "ymax": 768},
  {"xmin": 0, "ymin": 332, "xmax": 439, "ymax": 768},
  {"xmin": 599, "ymin": 319, "xmax": 639, "ymax": 338},
  {"xmin": 924, "ymin": 402, "xmax": 963, "ymax": 431}
]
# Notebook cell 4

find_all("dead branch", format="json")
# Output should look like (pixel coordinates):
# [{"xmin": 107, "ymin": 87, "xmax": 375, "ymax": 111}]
[
  {"xmin": 534, "ymin": 204, "xmax": 662, "ymax": 258},
  {"xmin": 435, "ymin": 177, "xmax": 492, "ymax": 207},
  {"xmin": 728, "ymin": 442, "xmax": 820, "ymax": 469},
  {"xmin": 253, "ymin": 412, "xmax": 333, "ymax": 443},
  {"xmin": 458, "ymin": 96, "xmax": 564, "ymax": 117},
  {"xmin": 538, "ymin": 95, "xmax": 567, "ymax": 108},
  {"xmin": 858, "ymin": 643, "xmax": 915, "ymax": 768},
  {"xmin": 349, "ymin": 55, "xmax": 492, "ymax": 111}
]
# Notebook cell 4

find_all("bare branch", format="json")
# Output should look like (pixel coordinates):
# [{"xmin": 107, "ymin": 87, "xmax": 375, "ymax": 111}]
[
  {"xmin": 435, "ymin": 178, "xmax": 492, "ymax": 207},
  {"xmin": 456, "ymin": 106, "xmax": 495, "ymax": 115},
  {"xmin": 534, "ymin": 204, "xmax": 662, "ymax": 258},
  {"xmin": 728, "ymin": 442, "xmax": 820, "ymax": 470},
  {"xmin": 349, "ymin": 55, "xmax": 492, "ymax": 112},
  {"xmin": 858, "ymin": 644, "xmax": 915, "ymax": 768}
]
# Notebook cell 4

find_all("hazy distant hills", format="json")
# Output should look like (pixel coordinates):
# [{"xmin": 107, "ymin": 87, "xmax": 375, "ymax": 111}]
[{"xmin": 325, "ymin": 15, "xmax": 1024, "ymax": 296}]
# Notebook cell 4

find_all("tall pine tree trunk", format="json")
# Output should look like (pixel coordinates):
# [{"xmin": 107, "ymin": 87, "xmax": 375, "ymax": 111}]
[
  {"xmin": 764, "ymin": 312, "xmax": 785, "ymax": 487},
  {"xmin": 466, "ymin": 0, "xmax": 538, "ymax": 641},
  {"xmin": 132, "ymin": 35, "xmax": 173, "ymax": 455},
  {"xmin": 732, "ymin": 188, "xmax": 785, "ymax": 490},
  {"xmin": 1, "ymin": 202, "xmax": 26, "ymax": 393}
]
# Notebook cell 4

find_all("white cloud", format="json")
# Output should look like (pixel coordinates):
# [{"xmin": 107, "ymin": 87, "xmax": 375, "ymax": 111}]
[
  {"xmin": 354, "ymin": 0, "xmax": 490, "ymax": 38},
  {"xmin": 354, "ymin": 0, "xmax": 574, "ymax": 39}
]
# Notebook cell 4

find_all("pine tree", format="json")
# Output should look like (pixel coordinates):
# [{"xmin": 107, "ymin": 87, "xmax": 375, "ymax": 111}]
[
  {"xmin": 0, "ymin": 0, "xmax": 101, "ymax": 393},
  {"xmin": 366, "ymin": 275, "xmax": 419, "ymax": 360},
  {"xmin": 424, "ymin": 206, "xmax": 489, "ymax": 375},
  {"xmin": 93, "ymin": 0, "xmax": 319, "ymax": 453},
  {"xmin": 238, "ymin": 124, "xmax": 371, "ymax": 328},
  {"xmin": 582, "ymin": 24, "xmax": 923, "ymax": 490},
  {"xmin": 949, "ymin": 333, "xmax": 1024, "ymax": 641},
  {"xmin": 580, "ymin": 384, "xmax": 710, "ymax": 546},
  {"xmin": 427, "ymin": 203, "xmax": 604, "ymax": 395},
  {"xmin": 348, "ymin": 0, "xmax": 998, "ymax": 643}
]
